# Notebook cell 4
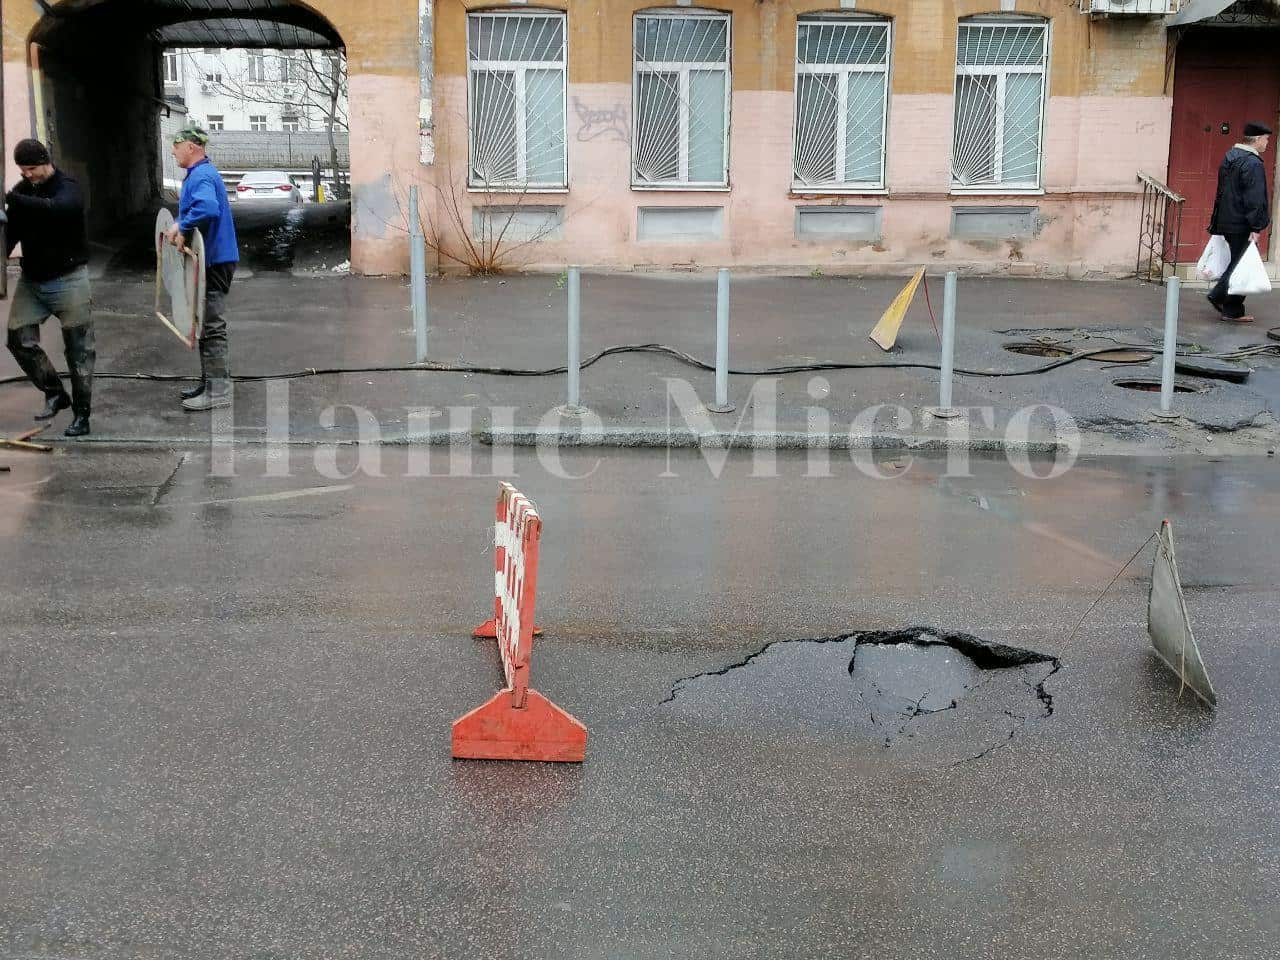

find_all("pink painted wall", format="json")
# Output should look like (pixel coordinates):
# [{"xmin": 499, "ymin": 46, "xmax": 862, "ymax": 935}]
[{"xmin": 432, "ymin": 77, "xmax": 1172, "ymax": 277}]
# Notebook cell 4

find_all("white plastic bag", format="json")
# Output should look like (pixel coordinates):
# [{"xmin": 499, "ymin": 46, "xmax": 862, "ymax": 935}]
[
  {"xmin": 1196, "ymin": 235, "xmax": 1230, "ymax": 281},
  {"xmin": 1227, "ymin": 241, "xmax": 1272, "ymax": 296}
]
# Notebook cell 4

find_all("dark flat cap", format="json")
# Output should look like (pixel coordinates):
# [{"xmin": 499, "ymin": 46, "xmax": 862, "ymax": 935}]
[{"xmin": 1244, "ymin": 122, "xmax": 1273, "ymax": 138}]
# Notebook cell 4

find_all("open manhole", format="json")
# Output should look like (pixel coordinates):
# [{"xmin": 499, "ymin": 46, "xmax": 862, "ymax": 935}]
[
  {"xmin": 1003, "ymin": 341, "xmax": 1073, "ymax": 358},
  {"xmin": 662, "ymin": 628, "xmax": 1059, "ymax": 765},
  {"xmin": 1082, "ymin": 348, "xmax": 1155, "ymax": 364},
  {"xmin": 1113, "ymin": 377, "xmax": 1208, "ymax": 394}
]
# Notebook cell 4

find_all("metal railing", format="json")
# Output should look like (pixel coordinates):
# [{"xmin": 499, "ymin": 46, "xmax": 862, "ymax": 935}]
[{"xmin": 1136, "ymin": 172, "xmax": 1184, "ymax": 285}]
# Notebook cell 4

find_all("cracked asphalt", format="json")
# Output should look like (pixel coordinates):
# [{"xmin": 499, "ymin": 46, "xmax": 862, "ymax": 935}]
[{"xmin": 1, "ymin": 446, "xmax": 1278, "ymax": 959}]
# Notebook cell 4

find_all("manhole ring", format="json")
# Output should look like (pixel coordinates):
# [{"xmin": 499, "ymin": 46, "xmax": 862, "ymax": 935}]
[
  {"xmin": 1112, "ymin": 377, "xmax": 1208, "ymax": 394},
  {"xmin": 1082, "ymin": 348, "xmax": 1155, "ymax": 364},
  {"xmin": 1002, "ymin": 341, "xmax": 1074, "ymax": 358}
]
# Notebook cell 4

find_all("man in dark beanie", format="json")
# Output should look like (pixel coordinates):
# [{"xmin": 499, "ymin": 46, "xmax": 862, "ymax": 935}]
[
  {"xmin": 3, "ymin": 138, "xmax": 94, "ymax": 436},
  {"xmin": 1208, "ymin": 121, "xmax": 1272, "ymax": 323},
  {"xmin": 163, "ymin": 122, "xmax": 239, "ymax": 411}
]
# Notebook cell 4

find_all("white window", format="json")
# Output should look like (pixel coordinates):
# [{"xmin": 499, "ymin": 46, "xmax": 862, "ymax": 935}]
[
  {"xmin": 204, "ymin": 70, "xmax": 222, "ymax": 84},
  {"xmin": 792, "ymin": 16, "xmax": 890, "ymax": 191},
  {"xmin": 248, "ymin": 52, "xmax": 267, "ymax": 82},
  {"xmin": 249, "ymin": 115, "xmax": 267, "ymax": 132},
  {"xmin": 282, "ymin": 115, "xmax": 301, "ymax": 132},
  {"xmin": 163, "ymin": 50, "xmax": 182, "ymax": 85},
  {"xmin": 632, "ymin": 11, "xmax": 731, "ymax": 188},
  {"xmin": 207, "ymin": 115, "xmax": 225, "ymax": 131},
  {"xmin": 952, "ymin": 19, "xmax": 1048, "ymax": 191},
  {"xmin": 280, "ymin": 54, "xmax": 296, "ymax": 82},
  {"xmin": 467, "ymin": 11, "xmax": 568, "ymax": 189}
]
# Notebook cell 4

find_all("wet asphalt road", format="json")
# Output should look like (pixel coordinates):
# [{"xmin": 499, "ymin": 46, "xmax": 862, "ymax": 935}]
[{"xmin": 0, "ymin": 448, "xmax": 1277, "ymax": 959}]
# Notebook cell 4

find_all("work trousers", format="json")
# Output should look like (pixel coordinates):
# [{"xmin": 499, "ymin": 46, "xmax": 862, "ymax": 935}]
[{"xmin": 5, "ymin": 266, "xmax": 95, "ymax": 416}]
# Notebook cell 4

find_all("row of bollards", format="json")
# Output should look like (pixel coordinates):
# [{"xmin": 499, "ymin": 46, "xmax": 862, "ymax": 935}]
[
  {"xmin": 559, "ymin": 266, "xmax": 737, "ymax": 416},
  {"xmin": 422, "ymin": 259, "xmax": 1185, "ymax": 421}
]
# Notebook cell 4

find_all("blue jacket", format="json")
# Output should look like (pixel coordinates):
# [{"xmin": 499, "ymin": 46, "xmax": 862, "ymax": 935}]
[{"xmin": 178, "ymin": 157, "xmax": 239, "ymax": 265}]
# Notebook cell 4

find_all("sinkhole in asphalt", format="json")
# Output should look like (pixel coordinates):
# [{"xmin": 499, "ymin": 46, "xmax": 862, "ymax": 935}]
[
  {"xmin": 1112, "ymin": 377, "xmax": 1207, "ymax": 394},
  {"xmin": 662, "ymin": 628, "xmax": 1060, "ymax": 764},
  {"xmin": 1002, "ymin": 341, "xmax": 1073, "ymax": 358}
]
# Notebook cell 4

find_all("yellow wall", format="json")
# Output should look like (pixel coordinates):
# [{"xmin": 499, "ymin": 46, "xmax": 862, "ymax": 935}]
[{"xmin": 435, "ymin": 0, "xmax": 1169, "ymax": 97}]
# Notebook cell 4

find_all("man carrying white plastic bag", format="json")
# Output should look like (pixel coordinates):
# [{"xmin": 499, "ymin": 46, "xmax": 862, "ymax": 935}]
[{"xmin": 1206, "ymin": 122, "xmax": 1272, "ymax": 323}]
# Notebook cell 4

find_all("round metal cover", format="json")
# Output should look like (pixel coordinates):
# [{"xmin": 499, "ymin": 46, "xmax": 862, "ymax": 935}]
[{"xmin": 1082, "ymin": 349, "xmax": 1155, "ymax": 364}]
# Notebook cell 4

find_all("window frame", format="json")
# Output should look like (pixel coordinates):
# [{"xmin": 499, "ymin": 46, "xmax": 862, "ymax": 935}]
[
  {"xmin": 790, "ymin": 13, "xmax": 892, "ymax": 194},
  {"xmin": 631, "ymin": 8, "xmax": 733, "ymax": 190},
  {"xmin": 465, "ymin": 8, "xmax": 570, "ymax": 192},
  {"xmin": 206, "ymin": 114, "xmax": 225, "ymax": 131},
  {"xmin": 163, "ymin": 50, "xmax": 182, "ymax": 85},
  {"xmin": 248, "ymin": 114, "xmax": 268, "ymax": 132},
  {"xmin": 950, "ymin": 17, "xmax": 1049, "ymax": 195},
  {"xmin": 282, "ymin": 115, "xmax": 302, "ymax": 132},
  {"xmin": 247, "ymin": 52, "xmax": 267, "ymax": 83}
]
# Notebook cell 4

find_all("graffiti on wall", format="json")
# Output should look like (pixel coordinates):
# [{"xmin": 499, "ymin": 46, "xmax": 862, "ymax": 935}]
[{"xmin": 574, "ymin": 98, "xmax": 628, "ymax": 143}]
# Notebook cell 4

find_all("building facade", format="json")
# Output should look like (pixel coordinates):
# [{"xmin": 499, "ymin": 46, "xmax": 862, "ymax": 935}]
[
  {"xmin": 161, "ymin": 48, "xmax": 349, "ymax": 135},
  {"xmin": 4, "ymin": 0, "xmax": 1279, "ymax": 277},
  {"xmin": 430, "ymin": 0, "xmax": 1177, "ymax": 277}
]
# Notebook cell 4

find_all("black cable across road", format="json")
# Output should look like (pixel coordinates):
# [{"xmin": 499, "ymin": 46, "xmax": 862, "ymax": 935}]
[{"xmin": 0, "ymin": 342, "xmax": 1168, "ymax": 389}]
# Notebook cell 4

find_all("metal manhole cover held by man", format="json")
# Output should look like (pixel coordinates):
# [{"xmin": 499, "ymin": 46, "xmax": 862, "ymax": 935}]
[
  {"xmin": 1207, "ymin": 121, "xmax": 1272, "ymax": 324},
  {"xmin": 163, "ymin": 123, "xmax": 240, "ymax": 411},
  {"xmin": 3, "ymin": 138, "xmax": 94, "ymax": 437}
]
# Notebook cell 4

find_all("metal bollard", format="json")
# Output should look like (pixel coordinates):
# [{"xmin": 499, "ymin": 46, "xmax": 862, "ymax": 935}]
[
  {"xmin": 566, "ymin": 266, "xmax": 582, "ymax": 410},
  {"xmin": 932, "ymin": 271, "xmax": 960, "ymax": 419},
  {"xmin": 409, "ymin": 185, "xmax": 429, "ymax": 362},
  {"xmin": 707, "ymin": 268, "xmax": 735, "ymax": 413},
  {"xmin": 1158, "ymin": 276, "xmax": 1181, "ymax": 416}
]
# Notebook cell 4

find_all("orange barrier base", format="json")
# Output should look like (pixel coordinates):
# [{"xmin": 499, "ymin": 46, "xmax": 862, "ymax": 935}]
[
  {"xmin": 452, "ymin": 688, "xmax": 588, "ymax": 762},
  {"xmin": 473, "ymin": 619, "xmax": 542, "ymax": 639}
]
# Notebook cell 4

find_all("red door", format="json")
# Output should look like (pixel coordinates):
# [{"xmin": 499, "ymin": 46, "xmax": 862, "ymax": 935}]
[{"xmin": 1168, "ymin": 31, "xmax": 1280, "ymax": 262}]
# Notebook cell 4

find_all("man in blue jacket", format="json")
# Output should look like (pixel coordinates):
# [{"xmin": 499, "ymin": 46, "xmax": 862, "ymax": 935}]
[
  {"xmin": 164, "ymin": 123, "xmax": 239, "ymax": 410},
  {"xmin": 1208, "ymin": 121, "xmax": 1272, "ymax": 323}
]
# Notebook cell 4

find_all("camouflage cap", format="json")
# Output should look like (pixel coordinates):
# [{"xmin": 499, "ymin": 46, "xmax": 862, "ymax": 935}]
[{"xmin": 172, "ymin": 123, "xmax": 210, "ymax": 147}]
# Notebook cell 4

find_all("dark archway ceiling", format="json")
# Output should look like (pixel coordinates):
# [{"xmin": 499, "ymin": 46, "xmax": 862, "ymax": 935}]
[{"xmin": 33, "ymin": 0, "xmax": 342, "ymax": 50}]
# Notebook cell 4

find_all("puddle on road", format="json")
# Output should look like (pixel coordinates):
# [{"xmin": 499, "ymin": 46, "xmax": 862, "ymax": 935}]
[{"xmin": 663, "ymin": 628, "xmax": 1059, "ymax": 765}]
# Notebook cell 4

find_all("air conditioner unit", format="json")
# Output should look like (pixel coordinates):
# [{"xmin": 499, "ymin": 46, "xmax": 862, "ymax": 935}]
[{"xmin": 1080, "ymin": 0, "xmax": 1179, "ymax": 14}]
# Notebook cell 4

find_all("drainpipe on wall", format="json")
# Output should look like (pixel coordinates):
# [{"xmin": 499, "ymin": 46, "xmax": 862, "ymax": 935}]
[{"xmin": 419, "ymin": 0, "xmax": 434, "ymax": 165}]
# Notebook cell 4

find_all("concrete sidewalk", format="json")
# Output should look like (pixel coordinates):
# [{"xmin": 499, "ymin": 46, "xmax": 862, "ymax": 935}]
[{"xmin": 1, "ymin": 269, "xmax": 1278, "ymax": 454}]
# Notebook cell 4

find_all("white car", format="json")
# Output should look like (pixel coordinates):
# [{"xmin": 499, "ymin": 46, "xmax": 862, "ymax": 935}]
[{"xmin": 234, "ymin": 170, "xmax": 304, "ymax": 204}]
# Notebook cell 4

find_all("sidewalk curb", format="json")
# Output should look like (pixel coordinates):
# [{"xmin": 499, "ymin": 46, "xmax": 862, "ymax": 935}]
[{"xmin": 45, "ymin": 427, "xmax": 1067, "ymax": 454}]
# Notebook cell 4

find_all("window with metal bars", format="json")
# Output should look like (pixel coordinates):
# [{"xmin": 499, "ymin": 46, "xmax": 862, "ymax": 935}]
[
  {"xmin": 951, "ymin": 19, "xmax": 1047, "ymax": 191},
  {"xmin": 632, "ymin": 11, "xmax": 731, "ymax": 188},
  {"xmin": 467, "ymin": 11, "xmax": 568, "ymax": 190},
  {"xmin": 792, "ymin": 16, "xmax": 890, "ymax": 191}
]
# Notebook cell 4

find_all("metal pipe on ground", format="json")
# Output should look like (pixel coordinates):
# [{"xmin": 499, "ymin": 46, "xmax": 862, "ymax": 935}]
[
  {"xmin": 932, "ymin": 271, "xmax": 960, "ymax": 419},
  {"xmin": 707, "ymin": 268, "xmax": 735, "ymax": 414},
  {"xmin": 1157, "ymin": 277, "xmax": 1181, "ymax": 417},
  {"xmin": 567, "ymin": 266, "xmax": 582, "ymax": 410},
  {"xmin": 409, "ymin": 185, "xmax": 428, "ymax": 363}
]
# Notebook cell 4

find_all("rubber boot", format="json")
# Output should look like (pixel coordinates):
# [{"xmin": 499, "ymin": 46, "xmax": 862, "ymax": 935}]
[
  {"xmin": 183, "ymin": 377, "xmax": 231, "ymax": 411},
  {"xmin": 7, "ymin": 325, "xmax": 70, "ymax": 419},
  {"xmin": 35, "ymin": 392, "xmax": 71, "ymax": 421},
  {"xmin": 62, "ymin": 324, "xmax": 95, "ymax": 438}
]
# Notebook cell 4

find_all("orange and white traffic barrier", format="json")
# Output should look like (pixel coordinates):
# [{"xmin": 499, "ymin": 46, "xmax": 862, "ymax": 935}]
[{"xmin": 452, "ymin": 483, "xmax": 587, "ymax": 762}]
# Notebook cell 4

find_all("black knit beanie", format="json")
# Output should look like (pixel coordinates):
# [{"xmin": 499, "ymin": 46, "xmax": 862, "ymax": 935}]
[{"xmin": 14, "ymin": 139, "xmax": 51, "ymax": 166}]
